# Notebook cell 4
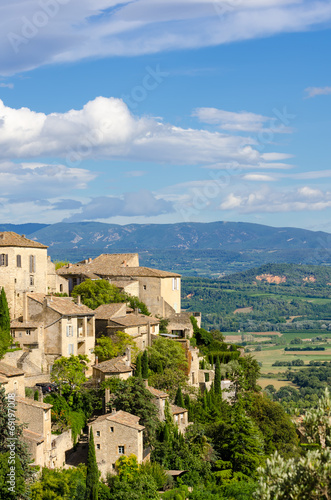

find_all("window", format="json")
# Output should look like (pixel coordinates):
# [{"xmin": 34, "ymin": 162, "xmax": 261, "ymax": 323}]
[
  {"xmin": 59, "ymin": 284, "xmax": 63, "ymax": 292},
  {"xmin": 29, "ymin": 255, "xmax": 36, "ymax": 273},
  {"xmin": 66, "ymin": 325, "xmax": 73, "ymax": 337},
  {"xmin": 96, "ymin": 431, "xmax": 100, "ymax": 437},
  {"xmin": 68, "ymin": 344, "xmax": 74, "ymax": 355},
  {"xmin": 118, "ymin": 446, "xmax": 125, "ymax": 454},
  {"xmin": 96, "ymin": 444, "xmax": 100, "ymax": 449},
  {"xmin": 26, "ymin": 330, "xmax": 31, "ymax": 336},
  {"xmin": 30, "ymin": 276, "xmax": 34, "ymax": 286},
  {"xmin": 112, "ymin": 464, "xmax": 115, "ymax": 470},
  {"xmin": 110, "ymin": 427, "xmax": 114, "ymax": 433},
  {"xmin": 143, "ymin": 285, "xmax": 147, "ymax": 290},
  {"xmin": 16, "ymin": 255, "xmax": 21, "ymax": 268},
  {"xmin": 19, "ymin": 332, "xmax": 22, "ymax": 338},
  {"xmin": 0, "ymin": 254, "xmax": 8, "ymax": 266},
  {"xmin": 172, "ymin": 278, "xmax": 179, "ymax": 290}
]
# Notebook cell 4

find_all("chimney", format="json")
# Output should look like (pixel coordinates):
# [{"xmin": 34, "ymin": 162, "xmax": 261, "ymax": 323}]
[
  {"xmin": 95, "ymin": 356, "xmax": 98, "ymax": 365},
  {"xmin": 135, "ymin": 308, "xmax": 139, "ymax": 316},
  {"xmin": 125, "ymin": 347, "xmax": 131, "ymax": 367},
  {"xmin": 77, "ymin": 295, "xmax": 81, "ymax": 306},
  {"xmin": 22, "ymin": 234, "xmax": 25, "ymax": 238},
  {"xmin": 143, "ymin": 379, "xmax": 148, "ymax": 388},
  {"xmin": 111, "ymin": 407, "xmax": 117, "ymax": 414},
  {"xmin": 88, "ymin": 258, "xmax": 92, "ymax": 263}
]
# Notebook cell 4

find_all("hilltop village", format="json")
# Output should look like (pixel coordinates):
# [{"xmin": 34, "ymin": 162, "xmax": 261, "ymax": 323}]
[{"xmin": 0, "ymin": 231, "xmax": 231, "ymax": 478}]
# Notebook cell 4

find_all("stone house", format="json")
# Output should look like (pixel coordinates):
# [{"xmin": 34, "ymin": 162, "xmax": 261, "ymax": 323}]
[
  {"xmin": 57, "ymin": 253, "xmax": 139, "ymax": 294},
  {"xmin": 0, "ymin": 361, "xmax": 25, "ymax": 397},
  {"xmin": 0, "ymin": 232, "xmax": 68, "ymax": 318},
  {"xmin": 93, "ymin": 349, "xmax": 134, "ymax": 383},
  {"xmin": 166, "ymin": 311, "xmax": 201, "ymax": 339},
  {"xmin": 94, "ymin": 304, "xmax": 160, "ymax": 351},
  {"xmin": 89, "ymin": 409, "xmax": 145, "ymax": 478},
  {"xmin": 146, "ymin": 383, "xmax": 189, "ymax": 433},
  {"xmin": 26, "ymin": 293, "xmax": 95, "ymax": 373},
  {"xmin": 57, "ymin": 254, "xmax": 181, "ymax": 318},
  {"xmin": 16, "ymin": 397, "xmax": 52, "ymax": 468}
]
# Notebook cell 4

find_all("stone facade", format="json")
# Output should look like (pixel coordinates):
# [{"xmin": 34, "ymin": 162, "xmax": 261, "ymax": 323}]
[
  {"xmin": 26, "ymin": 294, "xmax": 95, "ymax": 373},
  {"xmin": 0, "ymin": 232, "xmax": 68, "ymax": 318},
  {"xmin": 16, "ymin": 397, "xmax": 52, "ymax": 467},
  {"xmin": 0, "ymin": 362, "xmax": 25, "ymax": 397},
  {"xmin": 89, "ymin": 409, "xmax": 144, "ymax": 478}
]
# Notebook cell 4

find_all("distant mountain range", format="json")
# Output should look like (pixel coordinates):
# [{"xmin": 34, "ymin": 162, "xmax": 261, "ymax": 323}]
[{"xmin": 1, "ymin": 221, "xmax": 331, "ymax": 276}]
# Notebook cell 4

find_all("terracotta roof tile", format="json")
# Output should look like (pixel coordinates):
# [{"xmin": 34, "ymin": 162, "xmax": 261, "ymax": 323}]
[
  {"xmin": 17, "ymin": 397, "xmax": 52, "ymax": 410},
  {"xmin": 0, "ymin": 232, "xmax": 47, "ymax": 248},
  {"xmin": 27, "ymin": 294, "xmax": 95, "ymax": 316},
  {"xmin": 93, "ymin": 356, "xmax": 133, "ymax": 374},
  {"xmin": 91, "ymin": 410, "xmax": 144, "ymax": 431},
  {"xmin": 147, "ymin": 386, "xmax": 168, "ymax": 398},
  {"xmin": 94, "ymin": 303, "xmax": 128, "ymax": 320},
  {"xmin": 0, "ymin": 362, "xmax": 24, "ymax": 377},
  {"xmin": 108, "ymin": 314, "xmax": 160, "ymax": 328},
  {"xmin": 170, "ymin": 404, "xmax": 188, "ymax": 415},
  {"xmin": 11, "ymin": 320, "xmax": 41, "ymax": 329},
  {"xmin": 58, "ymin": 263, "xmax": 180, "ymax": 279},
  {"xmin": 23, "ymin": 429, "xmax": 44, "ymax": 444}
]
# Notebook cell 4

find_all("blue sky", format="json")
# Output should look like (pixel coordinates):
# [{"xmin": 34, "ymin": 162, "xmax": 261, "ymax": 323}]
[{"xmin": 0, "ymin": 0, "xmax": 331, "ymax": 231}]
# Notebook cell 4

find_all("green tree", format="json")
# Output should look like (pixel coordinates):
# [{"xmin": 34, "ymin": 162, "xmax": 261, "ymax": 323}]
[
  {"xmin": 141, "ymin": 350, "xmax": 149, "ymax": 379},
  {"xmin": 0, "ymin": 387, "xmax": 33, "ymax": 498},
  {"xmin": 86, "ymin": 428, "xmax": 99, "ymax": 500},
  {"xmin": 135, "ymin": 354, "xmax": 142, "ymax": 378},
  {"xmin": 214, "ymin": 356, "xmax": 221, "ymax": 395},
  {"xmin": 174, "ymin": 386, "xmax": 184, "ymax": 408},
  {"xmin": 0, "ymin": 288, "xmax": 11, "ymax": 359},
  {"xmin": 94, "ymin": 332, "xmax": 137, "ymax": 363},
  {"xmin": 30, "ymin": 465, "xmax": 87, "ymax": 500},
  {"xmin": 51, "ymin": 355, "xmax": 89, "ymax": 394},
  {"xmin": 111, "ymin": 378, "xmax": 159, "ymax": 445},
  {"xmin": 72, "ymin": 280, "xmax": 126, "ymax": 310}
]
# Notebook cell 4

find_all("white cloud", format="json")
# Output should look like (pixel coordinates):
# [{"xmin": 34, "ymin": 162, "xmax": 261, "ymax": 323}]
[
  {"xmin": 0, "ymin": 83, "xmax": 13, "ymax": 89},
  {"xmin": 304, "ymin": 86, "xmax": 331, "ymax": 98},
  {"xmin": 0, "ymin": 160, "xmax": 95, "ymax": 200},
  {"xmin": 220, "ymin": 185, "xmax": 331, "ymax": 213},
  {"xmin": 1, "ymin": 1, "xmax": 331, "ymax": 75},
  {"xmin": 242, "ymin": 173, "xmax": 277, "ymax": 181},
  {"xmin": 193, "ymin": 108, "xmax": 271, "ymax": 132},
  {"xmin": 261, "ymin": 152, "xmax": 294, "ymax": 160},
  {"xmin": 0, "ymin": 97, "xmax": 283, "ymax": 166}
]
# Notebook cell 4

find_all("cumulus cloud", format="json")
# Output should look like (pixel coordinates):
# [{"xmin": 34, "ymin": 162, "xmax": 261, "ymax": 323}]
[
  {"xmin": 64, "ymin": 189, "xmax": 175, "ymax": 221},
  {"xmin": 304, "ymin": 86, "xmax": 331, "ymax": 98},
  {"xmin": 220, "ymin": 185, "xmax": 331, "ymax": 213},
  {"xmin": 242, "ymin": 173, "xmax": 277, "ymax": 181},
  {"xmin": 1, "ymin": 1, "xmax": 331, "ymax": 75},
  {"xmin": 0, "ymin": 97, "xmax": 282, "ymax": 166}
]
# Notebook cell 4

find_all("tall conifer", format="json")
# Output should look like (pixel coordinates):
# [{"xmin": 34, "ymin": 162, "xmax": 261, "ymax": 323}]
[
  {"xmin": 135, "ymin": 354, "xmax": 142, "ymax": 378},
  {"xmin": 85, "ymin": 428, "xmax": 99, "ymax": 500},
  {"xmin": 214, "ymin": 356, "xmax": 221, "ymax": 395},
  {"xmin": 174, "ymin": 386, "xmax": 184, "ymax": 408},
  {"xmin": 0, "ymin": 288, "xmax": 11, "ymax": 359},
  {"xmin": 141, "ymin": 350, "xmax": 149, "ymax": 379}
]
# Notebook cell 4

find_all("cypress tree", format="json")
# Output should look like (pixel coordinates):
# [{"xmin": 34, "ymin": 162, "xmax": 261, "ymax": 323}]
[
  {"xmin": 141, "ymin": 350, "xmax": 149, "ymax": 379},
  {"xmin": 135, "ymin": 354, "xmax": 142, "ymax": 378},
  {"xmin": 0, "ymin": 288, "xmax": 11, "ymax": 359},
  {"xmin": 184, "ymin": 394, "xmax": 190, "ymax": 409},
  {"xmin": 174, "ymin": 386, "xmax": 184, "ymax": 408},
  {"xmin": 214, "ymin": 356, "xmax": 221, "ymax": 395},
  {"xmin": 85, "ymin": 428, "xmax": 99, "ymax": 500}
]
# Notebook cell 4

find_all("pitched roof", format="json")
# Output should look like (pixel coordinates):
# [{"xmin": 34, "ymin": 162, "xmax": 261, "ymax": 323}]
[
  {"xmin": 108, "ymin": 313, "xmax": 160, "ymax": 328},
  {"xmin": 10, "ymin": 319, "xmax": 41, "ymax": 329},
  {"xmin": 99, "ymin": 267, "xmax": 181, "ymax": 278},
  {"xmin": 23, "ymin": 429, "xmax": 44, "ymax": 444},
  {"xmin": 0, "ymin": 232, "xmax": 47, "ymax": 248},
  {"xmin": 170, "ymin": 404, "xmax": 188, "ymax": 415},
  {"xmin": 27, "ymin": 294, "xmax": 95, "ymax": 316},
  {"xmin": 17, "ymin": 397, "xmax": 52, "ymax": 410},
  {"xmin": 107, "ymin": 410, "xmax": 145, "ymax": 430},
  {"xmin": 90, "ymin": 253, "xmax": 139, "ymax": 269},
  {"xmin": 94, "ymin": 303, "xmax": 129, "ymax": 320},
  {"xmin": 58, "ymin": 263, "xmax": 180, "ymax": 279},
  {"xmin": 93, "ymin": 356, "xmax": 133, "ymax": 374},
  {"xmin": 91, "ymin": 410, "xmax": 144, "ymax": 431},
  {"xmin": 147, "ymin": 386, "xmax": 168, "ymax": 398},
  {"xmin": 0, "ymin": 362, "xmax": 24, "ymax": 377}
]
